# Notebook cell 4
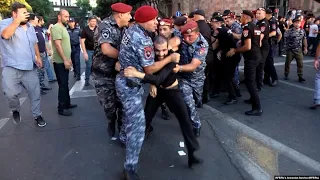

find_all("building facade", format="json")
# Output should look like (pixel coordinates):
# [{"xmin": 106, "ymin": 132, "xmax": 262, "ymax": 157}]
[{"xmin": 164, "ymin": 0, "xmax": 320, "ymax": 17}]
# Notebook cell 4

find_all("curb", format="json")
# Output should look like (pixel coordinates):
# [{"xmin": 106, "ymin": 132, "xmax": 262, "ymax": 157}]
[{"xmin": 202, "ymin": 104, "xmax": 320, "ymax": 180}]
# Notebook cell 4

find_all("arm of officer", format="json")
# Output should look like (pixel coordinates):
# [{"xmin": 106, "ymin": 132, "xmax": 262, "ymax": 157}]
[
  {"xmin": 235, "ymin": 27, "xmax": 251, "ymax": 53},
  {"xmin": 144, "ymin": 53, "xmax": 178, "ymax": 74},
  {"xmin": 179, "ymin": 45, "xmax": 207, "ymax": 72},
  {"xmin": 98, "ymin": 26, "xmax": 119, "ymax": 59},
  {"xmin": 269, "ymin": 21, "xmax": 277, "ymax": 37},
  {"xmin": 232, "ymin": 25, "xmax": 242, "ymax": 40}
]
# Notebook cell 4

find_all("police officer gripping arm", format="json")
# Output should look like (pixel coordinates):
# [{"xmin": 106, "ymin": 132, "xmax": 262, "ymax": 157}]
[{"xmin": 227, "ymin": 10, "xmax": 263, "ymax": 116}]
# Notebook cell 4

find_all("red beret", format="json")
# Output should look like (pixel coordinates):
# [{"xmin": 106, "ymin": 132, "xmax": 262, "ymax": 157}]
[
  {"xmin": 159, "ymin": 18, "xmax": 172, "ymax": 26},
  {"xmin": 134, "ymin": 5, "xmax": 158, "ymax": 23},
  {"xmin": 111, "ymin": 3, "xmax": 132, "ymax": 13},
  {"xmin": 180, "ymin": 21, "xmax": 198, "ymax": 34}
]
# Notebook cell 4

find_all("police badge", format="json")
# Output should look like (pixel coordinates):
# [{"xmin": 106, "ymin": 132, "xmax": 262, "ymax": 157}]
[
  {"xmin": 144, "ymin": 46, "xmax": 153, "ymax": 59},
  {"xmin": 101, "ymin": 28, "xmax": 110, "ymax": 39},
  {"xmin": 243, "ymin": 30, "xmax": 249, "ymax": 37}
]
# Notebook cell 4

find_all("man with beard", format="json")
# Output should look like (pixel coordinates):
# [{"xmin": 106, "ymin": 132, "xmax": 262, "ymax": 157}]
[
  {"xmin": 116, "ymin": 6, "xmax": 180, "ymax": 179},
  {"xmin": 227, "ymin": 10, "xmax": 263, "ymax": 116},
  {"xmin": 51, "ymin": 9, "xmax": 77, "ymax": 116},
  {"xmin": 255, "ymin": 8, "xmax": 270, "ymax": 91},
  {"xmin": 92, "ymin": 3, "xmax": 132, "ymax": 139},
  {"xmin": 0, "ymin": 2, "xmax": 46, "ymax": 127},
  {"xmin": 123, "ymin": 35, "xmax": 203, "ymax": 168}
]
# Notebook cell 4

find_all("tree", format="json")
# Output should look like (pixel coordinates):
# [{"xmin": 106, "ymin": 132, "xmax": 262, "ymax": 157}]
[
  {"xmin": 26, "ymin": 0, "xmax": 53, "ymax": 22},
  {"xmin": 76, "ymin": 0, "xmax": 92, "ymax": 26},
  {"xmin": 0, "ymin": 0, "xmax": 32, "ymax": 17}
]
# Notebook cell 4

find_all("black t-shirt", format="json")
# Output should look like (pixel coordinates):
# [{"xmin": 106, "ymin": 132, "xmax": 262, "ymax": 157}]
[
  {"xmin": 303, "ymin": 23, "xmax": 310, "ymax": 34},
  {"xmin": 81, "ymin": 26, "xmax": 97, "ymax": 50},
  {"xmin": 216, "ymin": 25, "xmax": 237, "ymax": 54},
  {"xmin": 143, "ymin": 62, "xmax": 177, "ymax": 87},
  {"xmin": 241, "ymin": 22, "xmax": 261, "ymax": 60},
  {"xmin": 256, "ymin": 18, "xmax": 270, "ymax": 50},
  {"xmin": 197, "ymin": 20, "xmax": 213, "ymax": 51},
  {"xmin": 268, "ymin": 17, "xmax": 278, "ymax": 44},
  {"xmin": 279, "ymin": 21, "xmax": 286, "ymax": 34}
]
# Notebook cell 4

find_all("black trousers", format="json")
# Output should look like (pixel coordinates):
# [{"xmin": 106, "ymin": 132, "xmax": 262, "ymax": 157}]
[
  {"xmin": 264, "ymin": 44, "xmax": 278, "ymax": 82},
  {"xmin": 145, "ymin": 87, "xmax": 200, "ymax": 152},
  {"xmin": 256, "ymin": 48, "xmax": 270, "ymax": 87},
  {"xmin": 222, "ymin": 54, "xmax": 241, "ymax": 98},
  {"xmin": 71, "ymin": 45, "xmax": 81, "ymax": 77},
  {"xmin": 244, "ymin": 59, "xmax": 261, "ymax": 110},
  {"xmin": 53, "ymin": 63, "xmax": 71, "ymax": 111},
  {"xmin": 203, "ymin": 51, "xmax": 215, "ymax": 96},
  {"xmin": 212, "ymin": 57, "xmax": 223, "ymax": 94}
]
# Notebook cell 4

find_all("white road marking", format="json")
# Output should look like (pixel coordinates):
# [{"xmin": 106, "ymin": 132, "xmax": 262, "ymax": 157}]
[
  {"xmin": 304, "ymin": 64, "xmax": 314, "ymax": 68},
  {"xmin": 279, "ymin": 80, "xmax": 315, "ymax": 92},
  {"xmin": 70, "ymin": 89, "xmax": 97, "ymax": 99},
  {"xmin": 0, "ymin": 97, "xmax": 27, "ymax": 130},
  {"xmin": 69, "ymin": 72, "xmax": 86, "ymax": 96},
  {"xmin": 203, "ymin": 105, "xmax": 320, "ymax": 174}
]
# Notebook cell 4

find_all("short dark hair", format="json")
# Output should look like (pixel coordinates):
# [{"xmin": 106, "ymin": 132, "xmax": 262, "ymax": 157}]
[
  {"xmin": 88, "ymin": 15, "xmax": 97, "ymax": 21},
  {"xmin": 154, "ymin": 35, "xmax": 168, "ymax": 46},
  {"xmin": 11, "ymin": 2, "xmax": 26, "ymax": 12},
  {"xmin": 38, "ymin": 16, "xmax": 43, "ymax": 22}
]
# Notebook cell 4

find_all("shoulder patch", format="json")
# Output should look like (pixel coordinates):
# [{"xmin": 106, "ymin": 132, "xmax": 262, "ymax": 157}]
[
  {"xmin": 227, "ymin": 29, "xmax": 232, "ymax": 34},
  {"xmin": 243, "ymin": 30, "xmax": 249, "ymax": 37},
  {"xmin": 101, "ymin": 28, "xmax": 110, "ymax": 39},
  {"xmin": 199, "ymin": 48, "xmax": 206, "ymax": 55},
  {"xmin": 144, "ymin": 46, "xmax": 153, "ymax": 59}
]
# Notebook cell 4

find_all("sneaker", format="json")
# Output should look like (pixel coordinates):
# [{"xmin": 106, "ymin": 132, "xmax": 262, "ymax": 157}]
[
  {"xmin": 12, "ymin": 111, "xmax": 21, "ymax": 124},
  {"xmin": 35, "ymin": 116, "xmax": 46, "ymax": 127}
]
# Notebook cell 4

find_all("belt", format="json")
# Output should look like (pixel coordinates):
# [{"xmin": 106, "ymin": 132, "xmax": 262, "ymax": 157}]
[{"xmin": 92, "ymin": 70, "xmax": 117, "ymax": 78}]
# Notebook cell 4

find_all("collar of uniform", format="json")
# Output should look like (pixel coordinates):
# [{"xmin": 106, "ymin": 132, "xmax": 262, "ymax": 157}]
[
  {"xmin": 136, "ymin": 23, "xmax": 150, "ymax": 36},
  {"xmin": 107, "ymin": 15, "xmax": 119, "ymax": 27},
  {"xmin": 258, "ymin": 18, "xmax": 266, "ymax": 23}
]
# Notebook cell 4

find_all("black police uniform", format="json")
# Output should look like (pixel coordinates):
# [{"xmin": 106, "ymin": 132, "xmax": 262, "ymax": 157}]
[
  {"xmin": 215, "ymin": 25, "xmax": 240, "ymax": 104},
  {"xmin": 264, "ymin": 17, "xmax": 279, "ymax": 85},
  {"xmin": 197, "ymin": 20, "xmax": 214, "ymax": 104},
  {"xmin": 67, "ymin": 26, "xmax": 81, "ymax": 78},
  {"xmin": 256, "ymin": 18, "xmax": 270, "ymax": 89},
  {"xmin": 242, "ymin": 22, "xmax": 262, "ymax": 114}
]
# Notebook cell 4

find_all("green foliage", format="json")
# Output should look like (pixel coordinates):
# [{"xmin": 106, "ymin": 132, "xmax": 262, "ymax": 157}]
[{"xmin": 26, "ymin": 0, "xmax": 53, "ymax": 22}]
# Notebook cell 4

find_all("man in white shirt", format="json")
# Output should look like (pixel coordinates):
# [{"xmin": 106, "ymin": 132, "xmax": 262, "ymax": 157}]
[{"xmin": 308, "ymin": 19, "xmax": 319, "ymax": 56}]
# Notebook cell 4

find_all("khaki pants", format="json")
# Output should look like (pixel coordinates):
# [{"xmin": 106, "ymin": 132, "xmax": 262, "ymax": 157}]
[{"xmin": 284, "ymin": 49, "xmax": 303, "ymax": 77}]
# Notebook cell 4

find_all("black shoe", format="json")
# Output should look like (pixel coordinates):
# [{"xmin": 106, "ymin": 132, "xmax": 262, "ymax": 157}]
[
  {"xmin": 58, "ymin": 109, "xmax": 72, "ymax": 116},
  {"xmin": 284, "ymin": 75, "xmax": 288, "ymax": 80},
  {"xmin": 121, "ymin": 169, "xmax": 141, "ymax": 180},
  {"xmin": 35, "ymin": 116, "xmax": 46, "ymax": 127},
  {"xmin": 224, "ymin": 98, "xmax": 237, "ymax": 105},
  {"xmin": 161, "ymin": 108, "xmax": 170, "ymax": 120},
  {"xmin": 235, "ymin": 91, "xmax": 242, "ymax": 97},
  {"xmin": 107, "ymin": 121, "xmax": 116, "ymax": 137},
  {"xmin": 41, "ymin": 90, "xmax": 47, "ymax": 95},
  {"xmin": 67, "ymin": 104, "xmax": 77, "ymax": 109},
  {"xmin": 209, "ymin": 93, "xmax": 219, "ymax": 98},
  {"xmin": 76, "ymin": 76, "xmax": 81, "ymax": 81},
  {"xmin": 41, "ymin": 87, "xmax": 52, "ymax": 91},
  {"xmin": 145, "ymin": 125, "xmax": 154, "ymax": 138},
  {"xmin": 12, "ymin": 111, "xmax": 21, "ymax": 124},
  {"xmin": 309, "ymin": 104, "xmax": 320, "ymax": 109},
  {"xmin": 244, "ymin": 99, "xmax": 252, "ymax": 104},
  {"xmin": 85, "ymin": 81, "xmax": 90, "ymax": 86},
  {"xmin": 188, "ymin": 154, "xmax": 203, "ymax": 168},
  {"xmin": 193, "ymin": 127, "xmax": 201, "ymax": 138},
  {"xmin": 299, "ymin": 77, "xmax": 306, "ymax": 83},
  {"xmin": 270, "ymin": 80, "xmax": 278, "ymax": 86},
  {"xmin": 245, "ymin": 109, "xmax": 263, "ymax": 116},
  {"xmin": 196, "ymin": 101, "xmax": 203, "ymax": 108}
]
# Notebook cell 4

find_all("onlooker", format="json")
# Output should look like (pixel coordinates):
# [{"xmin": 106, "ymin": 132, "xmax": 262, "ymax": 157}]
[
  {"xmin": 308, "ymin": 19, "xmax": 319, "ymax": 56},
  {"xmin": 67, "ymin": 18, "xmax": 81, "ymax": 80},
  {"xmin": 38, "ymin": 16, "xmax": 56, "ymax": 82},
  {"xmin": 80, "ymin": 16, "xmax": 97, "ymax": 86},
  {"xmin": 29, "ymin": 14, "xmax": 52, "ymax": 95},
  {"xmin": 0, "ymin": 2, "xmax": 46, "ymax": 127},
  {"xmin": 51, "ymin": 9, "xmax": 77, "ymax": 116}
]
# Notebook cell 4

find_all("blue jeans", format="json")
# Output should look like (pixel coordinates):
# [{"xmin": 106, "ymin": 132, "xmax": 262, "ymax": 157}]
[
  {"xmin": 85, "ymin": 50, "xmax": 94, "ymax": 81},
  {"xmin": 44, "ymin": 54, "xmax": 56, "ymax": 81},
  {"xmin": 314, "ymin": 66, "xmax": 320, "ymax": 104}
]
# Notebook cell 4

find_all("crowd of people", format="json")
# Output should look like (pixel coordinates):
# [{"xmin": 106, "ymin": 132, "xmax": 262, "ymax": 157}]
[{"xmin": 1, "ymin": 1, "xmax": 320, "ymax": 180}]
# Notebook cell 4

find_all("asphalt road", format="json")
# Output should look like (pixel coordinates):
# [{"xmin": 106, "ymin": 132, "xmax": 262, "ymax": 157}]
[{"xmin": 0, "ymin": 55, "xmax": 319, "ymax": 179}]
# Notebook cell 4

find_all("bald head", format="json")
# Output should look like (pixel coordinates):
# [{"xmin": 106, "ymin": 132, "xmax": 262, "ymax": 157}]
[{"xmin": 58, "ymin": 9, "xmax": 69, "ymax": 24}]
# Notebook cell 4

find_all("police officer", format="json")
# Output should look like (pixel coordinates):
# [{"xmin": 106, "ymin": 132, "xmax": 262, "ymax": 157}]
[
  {"xmin": 173, "ymin": 21, "xmax": 208, "ymax": 137},
  {"xmin": 211, "ymin": 16, "xmax": 240, "ymax": 105},
  {"xmin": 116, "ymin": 6, "xmax": 179, "ymax": 179},
  {"xmin": 255, "ymin": 8, "xmax": 270, "ymax": 90},
  {"xmin": 194, "ymin": 9, "xmax": 214, "ymax": 105},
  {"xmin": 92, "ymin": 3, "xmax": 132, "ymax": 139},
  {"xmin": 283, "ymin": 16, "xmax": 308, "ymax": 82},
  {"xmin": 227, "ymin": 10, "xmax": 263, "ymax": 116},
  {"xmin": 264, "ymin": 9, "xmax": 278, "ymax": 86},
  {"xmin": 173, "ymin": 16, "xmax": 187, "ymax": 32},
  {"xmin": 67, "ymin": 18, "xmax": 81, "ymax": 80}
]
